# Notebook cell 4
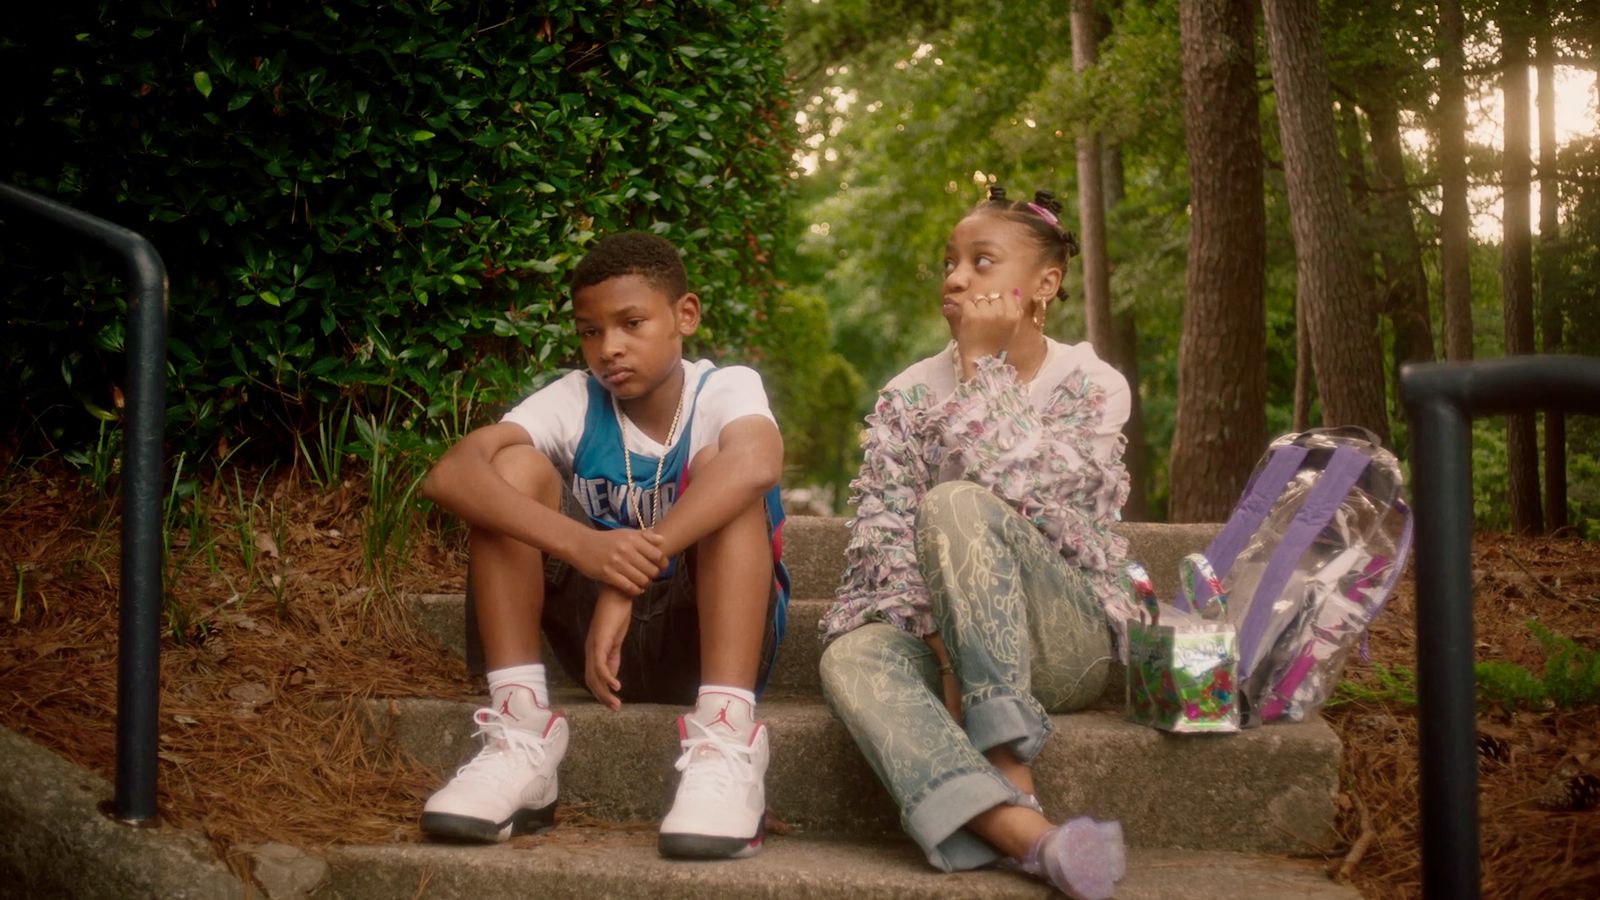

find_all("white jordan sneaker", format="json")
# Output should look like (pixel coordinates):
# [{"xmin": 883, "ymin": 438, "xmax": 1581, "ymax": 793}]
[
  {"xmin": 420, "ymin": 687, "xmax": 567, "ymax": 843},
  {"xmin": 658, "ymin": 694, "xmax": 769, "ymax": 859}
]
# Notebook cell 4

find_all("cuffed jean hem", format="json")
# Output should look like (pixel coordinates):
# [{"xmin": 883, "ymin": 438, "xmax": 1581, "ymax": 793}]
[
  {"xmin": 965, "ymin": 691, "xmax": 1052, "ymax": 763},
  {"xmin": 905, "ymin": 769, "xmax": 1020, "ymax": 872}
]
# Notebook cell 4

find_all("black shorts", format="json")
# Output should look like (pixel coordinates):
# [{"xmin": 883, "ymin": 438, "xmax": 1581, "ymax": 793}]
[{"xmin": 466, "ymin": 481, "xmax": 783, "ymax": 706}]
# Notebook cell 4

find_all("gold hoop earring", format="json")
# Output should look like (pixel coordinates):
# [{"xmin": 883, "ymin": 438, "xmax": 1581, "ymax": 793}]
[{"xmin": 1033, "ymin": 296, "xmax": 1050, "ymax": 330}]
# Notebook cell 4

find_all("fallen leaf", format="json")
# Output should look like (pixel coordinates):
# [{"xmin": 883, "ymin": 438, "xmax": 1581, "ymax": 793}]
[
  {"xmin": 228, "ymin": 681, "xmax": 273, "ymax": 707},
  {"xmin": 254, "ymin": 531, "xmax": 280, "ymax": 558}
]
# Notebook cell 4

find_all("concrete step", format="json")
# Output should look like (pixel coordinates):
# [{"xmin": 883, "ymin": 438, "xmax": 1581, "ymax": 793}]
[
  {"xmin": 742, "ymin": 516, "xmax": 1219, "ymax": 602},
  {"xmin": 409, "ymin": 593, "xmax": 1131, "ymax": 704},
  {"xmin": 363, "ymin": 693, "xmax": 1339, "ymax": 854},
  {"xmin": 406, "ymin": 517, "xmax": 1221, "ymax": 701},
  {"xmin": 320, "ymin": 832, "xmax": 1359, "ymax": 899}
]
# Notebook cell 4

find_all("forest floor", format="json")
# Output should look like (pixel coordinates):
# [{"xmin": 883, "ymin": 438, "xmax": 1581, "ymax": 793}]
[{"xmin": 1, "ymin": 463, "xmax": 1598, "ymax": 898}]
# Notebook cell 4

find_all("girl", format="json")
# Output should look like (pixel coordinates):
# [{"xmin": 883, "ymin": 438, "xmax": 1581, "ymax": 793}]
[{"xmin": 818, "ymin": 185, "xmax": 1130, "ymax": 899}]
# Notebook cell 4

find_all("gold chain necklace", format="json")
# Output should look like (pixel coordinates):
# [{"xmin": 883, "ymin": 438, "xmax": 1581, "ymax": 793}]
[
  {"xmin": 950, "ymin": 334, "xmax": 1047, "ymax": 384},
  {"xmin": 613, "ymin": 374, "xmax": 686, "ymax": 530}
]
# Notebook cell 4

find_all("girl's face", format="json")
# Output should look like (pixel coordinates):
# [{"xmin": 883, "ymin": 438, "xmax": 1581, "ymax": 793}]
[{"xmin": 940, "ymin": 212, "xmax": 1061, "ymax": 331}]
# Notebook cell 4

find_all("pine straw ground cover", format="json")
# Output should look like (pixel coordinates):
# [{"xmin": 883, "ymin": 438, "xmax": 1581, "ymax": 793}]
[
  {"xmin": 2, "ymin": 463, "xmax": 1599, "ymax": 897},
  {"xmin": 1326, "ymin": 534, "xmax": 1600, "ymax": 899},
  {"xmin": 0, "ymin": 462, "xmax": 478, "ymax": 872}
]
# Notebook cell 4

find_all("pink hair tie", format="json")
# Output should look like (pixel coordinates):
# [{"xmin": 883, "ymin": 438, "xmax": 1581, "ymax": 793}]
[{"xmin": 1026, "ymin": 202, "xmax": 1058, "ymax": 227}]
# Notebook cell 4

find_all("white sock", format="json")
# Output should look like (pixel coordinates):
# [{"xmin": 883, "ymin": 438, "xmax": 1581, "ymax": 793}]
[
  {"xmin": 697, "ymin": 684, "xmax": 756, "ymax": 710},
  {"xmin": 488, "ymin": 663, "xmax": 549, "ymax": 708}
]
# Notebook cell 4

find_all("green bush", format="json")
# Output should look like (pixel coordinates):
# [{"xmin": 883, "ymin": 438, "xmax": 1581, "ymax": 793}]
[
  {"xmin": 751, "ymin": 289, "xmax": 865, "ymax": 507},
  {"xmin": 1, "ymin": 0, "xmax": 791, "ymax": 456}
]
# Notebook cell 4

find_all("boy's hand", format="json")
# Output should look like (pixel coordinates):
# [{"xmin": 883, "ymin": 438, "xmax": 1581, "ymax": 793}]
[
  {"xmin": 584, "ymin": 587, "xmax": 632, "ymax": 711},
  {"xmin": 573, "ymin": 528, "xmax": 667, "ymax": 594}
]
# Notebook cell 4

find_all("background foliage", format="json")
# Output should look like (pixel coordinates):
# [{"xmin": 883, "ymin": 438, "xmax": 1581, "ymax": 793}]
[
  {"xmin": 1, "ymin": 0, "xmax": 793, "ymax": 461},
  {"xmin": 782, "ymin": 0, "xmax": 1600, "ymax": 529}
]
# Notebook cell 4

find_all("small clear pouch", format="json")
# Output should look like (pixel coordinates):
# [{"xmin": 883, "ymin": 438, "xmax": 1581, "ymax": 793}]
[{"xmin": 1123, "ymin": 558, "xmax": 1241, "ymax": 734}]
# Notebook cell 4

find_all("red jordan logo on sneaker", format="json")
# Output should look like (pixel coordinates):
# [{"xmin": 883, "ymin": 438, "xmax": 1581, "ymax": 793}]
[
  {"xmin": 496, "ymin": 685, "xmax": 533, "ymax": 721},
  {"xmin": 707, "ymin": 702, "xmax": 738, "ymax": 732}
]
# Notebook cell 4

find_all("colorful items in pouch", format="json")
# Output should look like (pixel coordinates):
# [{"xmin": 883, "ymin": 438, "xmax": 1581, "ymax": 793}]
[{"xmin": 1123, "ymin": 561, "xmax": 1241, "ymax": 734}]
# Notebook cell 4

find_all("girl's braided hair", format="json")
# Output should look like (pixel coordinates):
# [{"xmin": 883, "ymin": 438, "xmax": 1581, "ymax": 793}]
[{"xmin": 971, "ymin": 184, "xmax": 1080, "ymax": 301}]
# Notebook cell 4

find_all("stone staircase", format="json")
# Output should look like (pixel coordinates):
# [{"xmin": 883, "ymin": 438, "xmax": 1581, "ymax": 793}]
[{"xmin": 323, "ymin": 516, "xmax": 1356, "ymax": 899}]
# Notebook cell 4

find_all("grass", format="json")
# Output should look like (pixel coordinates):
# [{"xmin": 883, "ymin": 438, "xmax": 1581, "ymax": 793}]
[
  {"xmin": 294, "ymin": 397, "xmax": 353, "ymax": 491},
  {"xmin": 61, "ymin": 420, "xmax": 119, "ymax": 499},
  {"xmin": 352, "ymin": 411, "xmax": 432, "ymax": 592}
]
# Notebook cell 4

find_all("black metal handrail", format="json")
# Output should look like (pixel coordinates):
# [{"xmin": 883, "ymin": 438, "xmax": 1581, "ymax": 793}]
[
  {"xmin": 1400, "ymin": 355, "xmax": 1600, "ymax": 900},
  {"xmin": 0, "ymin": 183, "xmax": 168, "ymax": 824}
]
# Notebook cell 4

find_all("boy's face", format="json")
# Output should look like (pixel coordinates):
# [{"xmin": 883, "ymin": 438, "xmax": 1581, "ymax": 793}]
[{"xmin": 572, "ymin": 273, "xmax": 699, "ymax": 402}]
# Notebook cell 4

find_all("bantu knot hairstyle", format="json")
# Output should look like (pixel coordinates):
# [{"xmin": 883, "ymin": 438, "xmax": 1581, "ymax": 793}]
[
  {"xmin": 973, "ymin": 184, "xmax": 1080, "ymax": 276},
  {"xmin": 570, "ymin": 231, "xmax": 688, "ymax": 299}
]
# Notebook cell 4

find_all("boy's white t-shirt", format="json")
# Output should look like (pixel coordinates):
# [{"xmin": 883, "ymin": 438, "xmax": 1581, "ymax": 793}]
[{"xmin": 501, "ymin": 358, "xmax": 776, "ymax": 466}]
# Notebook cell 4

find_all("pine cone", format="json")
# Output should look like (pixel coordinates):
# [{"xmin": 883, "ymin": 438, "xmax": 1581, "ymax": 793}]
[
  {"xmin": 1534, "ymin": 770, "xmax": 1600, "ymax": 812},
  {"xmin": 1477, "ymin": 732, "xmax": 1511, "ymax": 766}
]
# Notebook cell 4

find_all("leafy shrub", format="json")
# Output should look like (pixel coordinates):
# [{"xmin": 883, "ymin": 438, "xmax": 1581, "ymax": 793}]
[
  {"xmin": 1333, "ymin": 622, "xmax": 1600, "ymax": 711},
  {"xmin": 1, "ymin": 0, "xmax": 792, "ymax": 457},
  {"xmin": 750, "ymin": 289, "xmax": 865, "ymax": 506}
]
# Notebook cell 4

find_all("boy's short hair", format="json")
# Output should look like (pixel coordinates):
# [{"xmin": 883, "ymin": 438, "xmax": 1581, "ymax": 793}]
[{"xmin": 570, "ymin": 231, "xmax": 688, "ymax": 299}]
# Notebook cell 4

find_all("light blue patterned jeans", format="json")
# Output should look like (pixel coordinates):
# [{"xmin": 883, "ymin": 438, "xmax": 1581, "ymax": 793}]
[{"xmin": 819, "ymin": 481, "xmax": 1114, "ymax": 871}]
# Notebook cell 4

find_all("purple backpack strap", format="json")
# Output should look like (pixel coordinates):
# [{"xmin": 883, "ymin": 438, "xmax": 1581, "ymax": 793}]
[
  {"xmin": 1173, "ymin": 444, "xmax": 1310, "ymax": 612},
  {"xmin": 1235, "ymin": 446, "xmax": 1371, "ymax": 678}
]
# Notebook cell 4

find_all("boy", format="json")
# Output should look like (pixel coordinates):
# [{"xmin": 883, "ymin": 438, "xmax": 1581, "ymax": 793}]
[{"xmin": 417, "ymin": 231, "xmax": 789, "ymax": 859}]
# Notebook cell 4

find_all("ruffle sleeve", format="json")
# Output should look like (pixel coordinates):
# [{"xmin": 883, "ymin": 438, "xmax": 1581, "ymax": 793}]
[{"xmin": 819, "ymin": 384, "xmax": 938, "ymax": 641}]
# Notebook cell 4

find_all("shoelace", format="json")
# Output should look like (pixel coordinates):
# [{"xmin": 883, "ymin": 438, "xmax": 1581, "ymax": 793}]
[
  {"xmin": 451, "ymin": 707, "xmax": 551, "ymax": 786},
  {"xmin": 672, "ymin": 716, "xmax": 755, "ymax": 801}
]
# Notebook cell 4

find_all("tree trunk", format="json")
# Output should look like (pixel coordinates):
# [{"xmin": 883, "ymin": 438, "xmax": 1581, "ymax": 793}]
[
  {"xmin": 1438, "ymin": 0, "xmax": 1474, "ymax": 362},
  {"xmin": 1104, "ymin": 143, "xmax": 1125, "ymax": 206},
  {"xmin": 1337, "ymin": 102, "xmax": 1370, "ymax": 216},
  {"xmin": 1072, "ymin": 0, "xmax": 1115, "ymax": 358},
  {"xmin": 1114, "ymin": 311, "xmax": 1150, "ymax": 521},
  {"xmin": 1100, "ymin": 140, "xmax": 1150, "ymax": 521},
  {"xmin": 1368, "ymin": 101, "xmax": 1436, "ymax": 410},
  {"xmin": 1536, "ymin": 1, "xmax": 1566, "ymax": 533},
  {"xmin": 1262, "ymin": 0, "xmax": 1390, "ymax": 443},
  {"xmin": 1169, "ymin": 0, "xmax": 1267, "ymax": 522},
  {"xmin": 1501, "ymin": 13, "xmax": 1543, "ymax": 535},
  {"xmin": 1295, "ymin": 295, "xmax": 1312, "ymax": 431}
]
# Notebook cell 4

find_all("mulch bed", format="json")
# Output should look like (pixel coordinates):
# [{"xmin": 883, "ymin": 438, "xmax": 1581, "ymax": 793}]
[
  {"xmin": 2, "ymin": 464, "xmax": 1598, "ymax": 896},
  {"xmin": 0, "ymin": 463, "xmax": 476, "ymax": 871},
  {"xmin": 1325, "ymin": 533, "xmax": 1600, "ymax": 899}
]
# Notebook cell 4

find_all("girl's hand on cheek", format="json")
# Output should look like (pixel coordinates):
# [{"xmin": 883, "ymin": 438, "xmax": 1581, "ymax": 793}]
[{"xmin": 954, "ymin": 287, "xmax": 1025, "ymax": 375}]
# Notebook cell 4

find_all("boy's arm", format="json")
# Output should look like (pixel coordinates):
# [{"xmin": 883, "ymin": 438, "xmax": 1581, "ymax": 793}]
[
  {"xmin": 420, "ymin": 422, "xmax": 667, "ymax": 594},
  {"xmin": 649, "ymin": 415, "xmax": 783, "ymax": 559}
]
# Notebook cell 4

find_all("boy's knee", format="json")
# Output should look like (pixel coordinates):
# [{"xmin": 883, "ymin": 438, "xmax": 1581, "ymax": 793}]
[{"xmin": 489, "ymin": 445, "xmax": 562, "ymax": 503}]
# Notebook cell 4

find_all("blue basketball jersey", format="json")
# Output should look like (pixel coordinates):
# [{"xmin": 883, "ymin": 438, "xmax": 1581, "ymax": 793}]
[{"xmin": 568, "ymin": 368, "xmax": 792, "ymax": 657}]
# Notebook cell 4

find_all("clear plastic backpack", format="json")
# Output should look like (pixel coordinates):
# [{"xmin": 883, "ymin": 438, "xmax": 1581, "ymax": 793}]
[{"xmin": 1176, "ymin": 427, "xmax": 1413, "ymax": 725}]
